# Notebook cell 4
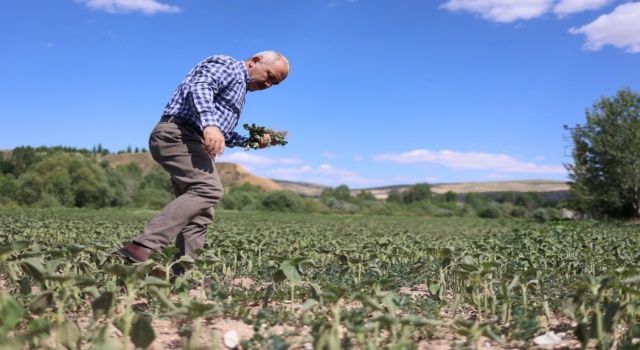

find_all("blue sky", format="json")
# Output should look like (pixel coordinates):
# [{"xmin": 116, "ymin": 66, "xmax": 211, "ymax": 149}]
[{"xmin": 1, "ymin": 0, "xmax": 639, "ymax": 188}]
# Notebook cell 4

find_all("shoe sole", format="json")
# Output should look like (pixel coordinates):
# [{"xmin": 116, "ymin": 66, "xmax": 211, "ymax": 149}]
[{"xmin": 115, "ymin": 248, "xmax": 144, "ymax": 263}]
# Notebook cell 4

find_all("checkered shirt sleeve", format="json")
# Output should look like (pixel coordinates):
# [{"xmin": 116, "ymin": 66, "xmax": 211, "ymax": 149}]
[{"xmin": 163, "ymin": 55, "xmax": 249, "ymax": 147}]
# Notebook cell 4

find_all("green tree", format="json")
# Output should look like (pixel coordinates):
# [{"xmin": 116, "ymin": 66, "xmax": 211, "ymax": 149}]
[
  {"xmin": 9, "ymin": 146, "xmax": 38, "ymax": 176},
  {"xmin": 221, "ymin": 184, "xmax": 262, "ymax": 210},
  {"xmin": 138, "ymin": 166, "xmax": 172, "ymax": 193},
  {"xmin": 321, "ymin": 185, "xmax": 352, "ymax": 202},
  {"xmin": 402, "ymin": 183, "xmax": 432, "ymax": 203},
  {"xmin": 566, "ymin": 88, "xmax": 640, "ymax": 218},
  {"xmin": 355, "ymin": 190, "xmax": 376, "ymax": 202},
  {"xmin": 108, "ymin": 163, "xmax": 143, "ymax": 206},
  {"xmin": 386, "ymin": 190, "xmax": 403, "ymax": 204},
  {"xmin": 0, "ymin": 174, "xmax": 18, "ymax": 205},
  {"xmin": 262, "ymin": 191, "xmax": 304, "ymax": 212},
  {"xmin": 16, "ymin": 153, "xmax": 114, "ymax": 207},
  {"xmin": 464, "ymin": 192, "xmax": 488, "ymax": 211},
  {"xmin": 514, "ymin": 192, "xmax": 542, "ymax": 210},
  {"xmin": 443, "ymin": 191, "xmax": 457, "ymax": 203}
]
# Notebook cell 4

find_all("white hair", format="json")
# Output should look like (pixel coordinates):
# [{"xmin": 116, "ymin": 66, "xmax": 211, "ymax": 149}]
[{"xmin": 252, "ymin": 50, "xmax": 290, "ymax": 74}]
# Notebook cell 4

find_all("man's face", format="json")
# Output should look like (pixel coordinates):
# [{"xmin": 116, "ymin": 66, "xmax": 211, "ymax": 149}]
[{"xmin": 246, "ymin": 57, "xmax": 288, "ymax": 92}]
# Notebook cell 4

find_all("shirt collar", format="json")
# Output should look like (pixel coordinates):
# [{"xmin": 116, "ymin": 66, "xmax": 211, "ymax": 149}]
[{"xmin": 239, "ymin": 60, "xmax": 250, "ymax": 83}]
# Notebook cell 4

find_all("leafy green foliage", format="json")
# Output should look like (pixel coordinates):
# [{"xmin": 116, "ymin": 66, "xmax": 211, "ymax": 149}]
[
  {"xmin": 262, "ymin": 191, "xmax": 305, "ymax": 212},
  {"xmin": 567, "ymin": 88, "xmax": 640, "ymax": 218},
  {"xmin": 243, "ymin": 123, "xmax": 288, "ymax": 150},
  {"xmin": 1, "ymin": 208, "xmax": 639, "ymax": 348}
]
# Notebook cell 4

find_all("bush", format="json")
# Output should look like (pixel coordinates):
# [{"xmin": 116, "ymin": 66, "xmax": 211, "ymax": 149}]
[
  {"xmin": 403, "ymin": 183, "xmax": 432, "ymax": 203},
  {"xmin": 302, "ymin": 198, "xmax": 329, "ymax": 213},
  {"xmin": 222, "ymin": 191, "xmax": 261, "ymax": 210},
  {"xmin": 531, "ymin": 208, "xmax": 549, "ymax": 222},
  {"xmin": 324, "ymin": 197, "xmax": 359, "ymax": 213},
  {"xmin": 364, "ymin": 201, "xmax": 401, "ymax": 216},
  {"xmin": 509, "ymin": 206, "xmax": 528, "ymax": 218},
  {"xmin": 433, "ymin": 208, "xmax": 455, "ymax": 217},
  {"xmin": 545, "ymin": 208, "xmax": 563, "ymax": 221},
  {"xmin": 479, "ymin": 205, "xmax": 503, "ymax": 219},
  {"xmin": 0, "ymin": 174, "xmax": 18, "ymax": 204},
  {"xmin": 464, "ymin": 193, "xmax": 489, "ymax": 210},
  {"xmin": 133, "ymin": 188, "xmax": 172, "ymax": 209},
  {"xmin": 262, "ymin": 191, "xmax": 304, "ymax": 212},
  {"xmin": 386, "ymin": 190, "xmax": 404, "ymax": 204},
  {"xmin": 407, "ymin": 200, "xmax": 436, "ymax": 216}
]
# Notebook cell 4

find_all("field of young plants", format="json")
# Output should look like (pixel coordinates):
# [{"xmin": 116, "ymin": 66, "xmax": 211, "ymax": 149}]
[{"xmin": 1, "ymin": 208, "xmax": 639, "ymax": 349}]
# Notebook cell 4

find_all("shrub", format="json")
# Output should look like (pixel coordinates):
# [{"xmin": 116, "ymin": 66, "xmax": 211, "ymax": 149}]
[
  {"xmin": 531, "ymin": 208, "xmax": 549, "ymax": 222},
  {"xmin": 509, "ymin": 206, "xmax": 527, "ymax": 218},
  {"xmin": 479, "ymin": 205, "xmax": 503, "ymax": 219},
  {"xmin": 262, "ymin": 191, "xmax": 304, "ymax": 212},
  {"xmin": 133, "ymin": 188, "xmax": 172, "ymax": 209},
  {"xmin": 222, "ymin": 191, "xmax": 261, "ymax": 210},
  {"xmin": 302, "ymin": 198, "xmax": 329, "ymax": 213},
  {"xmin": 403, "ymin": 183, "xmax": 432, "ymax": 203}
]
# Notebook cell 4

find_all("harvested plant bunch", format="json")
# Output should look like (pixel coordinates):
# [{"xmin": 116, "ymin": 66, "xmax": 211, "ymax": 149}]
[{"xmin": 243, "ymin": 123, "xmax": 288, "ymax": 150}]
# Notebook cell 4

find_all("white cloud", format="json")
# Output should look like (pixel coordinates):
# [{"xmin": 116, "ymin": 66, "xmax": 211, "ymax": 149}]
[
  {"xmin": 220, "ymin": 152, "xmax": 302, "ymax": 167},
  {"xmin": 78, "ymin": 0, "xmax": 180, "ymax": 15},
  {"xmin": 374, "ymin": 149, "xmax": 566, "ymax": 174},
  {"xmin": 440, "ymin": 0, "xmax": 554, "ymax": 22},
  {"xmin": 553, "ymin": 0, "xmax": 611, "ymax": 16},
  {"xmin": 569, "ymin": 2, "xmax": 640, "ymax": 53},
  {"xmin": 266, "ymin": 164, "xmax": 380, "ymax": 186},
  {"xmin": 353, "ymin": 155, "xmax": 364, "ymax": 162}
]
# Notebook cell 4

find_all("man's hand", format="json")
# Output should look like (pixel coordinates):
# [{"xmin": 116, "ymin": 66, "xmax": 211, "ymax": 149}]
[
  {"xmin": 204, "ymin": 126, "xmax": 225, "ymax": 156},
  {"xmin": 258, "ymin": 134, "xmax": 272, "ymax": 149}
]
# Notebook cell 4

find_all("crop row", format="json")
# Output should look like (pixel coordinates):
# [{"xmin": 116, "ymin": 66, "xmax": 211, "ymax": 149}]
[{"xmin": 1, "ymin": 208, "xmax": 639, "ymax": 349}]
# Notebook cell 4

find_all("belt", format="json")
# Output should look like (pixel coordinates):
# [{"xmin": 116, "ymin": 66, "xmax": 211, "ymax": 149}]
[
  {"xmin": 159, "ymin": 115, "xmax": 202, "ymax": 135},
  {"xmin": 160, "ymin": 115, "xmax": 184, "ymax": 123}
]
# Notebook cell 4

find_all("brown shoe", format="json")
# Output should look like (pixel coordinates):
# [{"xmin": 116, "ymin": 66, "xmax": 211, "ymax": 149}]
[{"xmin": 115, "ymin": 242, "xmax": 154, "ymax": 263}]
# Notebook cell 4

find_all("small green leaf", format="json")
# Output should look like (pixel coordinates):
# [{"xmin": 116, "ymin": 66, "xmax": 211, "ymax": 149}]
[
  {"xmin": 280, "ymin": 260, "xmax": 301, "ymax": 282},
  {"xmin": 24, "ymin": 317, "xmax": 51, "ymax": 338},
  {"xmin": 0, "ymin": 297, "xmax": 24, "ymax": 332},
  {"xmin": 92, "ymin": 292, "xmax": 114, "ymax": 319},
  {"xmin": 143, "ymin": 276, "xmax": 172, "ymax": 288},
  {"xmin": 59, "ymin": 320, "xmax": 81, "ymax": 349},
  {"xmin": 29, "ymin": 291, "xmax": 54, "ymax": 314},
  {"xmin": 20, "ymin": 258, "xmax": 46, "ymax": 281},
  {"xmin": 408, "ymin": 316, "xmax": 446, "ymax": 327},
  {"xmin": 0, "ymin": 241, "xmax": 28, "ymax": 262},
  {"xmin": 300, "ymin": 299, "xmax": 318, "ymax": 313},
  {"xmin": 131, "ymin": 317, "xmax": 155, "ymax": 349}
]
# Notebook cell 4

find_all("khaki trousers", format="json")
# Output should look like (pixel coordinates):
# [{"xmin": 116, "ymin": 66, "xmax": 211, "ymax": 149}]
[{"xmin": 134, "ymin": 119, "xmax": 223, "ymax": 258}]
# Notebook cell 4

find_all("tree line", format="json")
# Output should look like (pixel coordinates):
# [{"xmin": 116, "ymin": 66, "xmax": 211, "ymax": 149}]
[
  {"xmin": 0, "ymin": 146, "xmax": 560, "ymax": 219},
  {"xmin": 0, "ymin": 147, "xmax": 563, "ymax": 220},
  {"xmin": 1, "ymin": 88, "xmax": 638, "ymax": 219},
  {"xmin": 0, "ymin": 147, "xmax": 169, "ymax": 209}
]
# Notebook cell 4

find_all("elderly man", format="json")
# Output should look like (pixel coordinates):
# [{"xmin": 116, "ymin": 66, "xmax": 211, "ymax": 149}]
[{"xmin": 116, "ymin": 51, "xmax": 289, "ymax": 265}]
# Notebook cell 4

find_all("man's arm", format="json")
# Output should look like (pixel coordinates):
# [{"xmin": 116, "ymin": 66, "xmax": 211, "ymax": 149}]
[{"xmin": 189, "ymin": 81, "xmax": 228, "ymax": 156}]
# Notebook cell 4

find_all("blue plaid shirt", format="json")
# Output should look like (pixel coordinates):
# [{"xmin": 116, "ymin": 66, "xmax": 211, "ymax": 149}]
[{"xmin": 163, "ymin": 55, "xmax": 250, "ymax": 147}]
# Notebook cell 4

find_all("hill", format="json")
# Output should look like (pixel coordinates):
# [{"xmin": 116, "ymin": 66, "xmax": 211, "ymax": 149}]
[
  {"xmin": 362, "ymin": 180, "xmax": 569, "ymax": 201},
  {"xmin": 104, "ymin": 153, "xmax": 282, "ymax": 192},
  {"xmin": 274, "ymin": 178, "xmax": 570, "ymax": 200},
  {"xmin": 8, "ymin": 150, "xmax": 567, "ymax": 200}
]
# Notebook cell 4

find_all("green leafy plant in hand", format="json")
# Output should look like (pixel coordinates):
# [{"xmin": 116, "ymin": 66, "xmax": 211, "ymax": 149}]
[{"xmin": 243, "ymin": 123, "xmax": 288, "ymax": 150}]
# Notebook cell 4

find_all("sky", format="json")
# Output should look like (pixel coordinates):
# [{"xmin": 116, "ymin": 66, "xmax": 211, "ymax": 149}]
[{"xmin": 1, "ymin": 0, "xmax": 639, "ymax": 188}]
